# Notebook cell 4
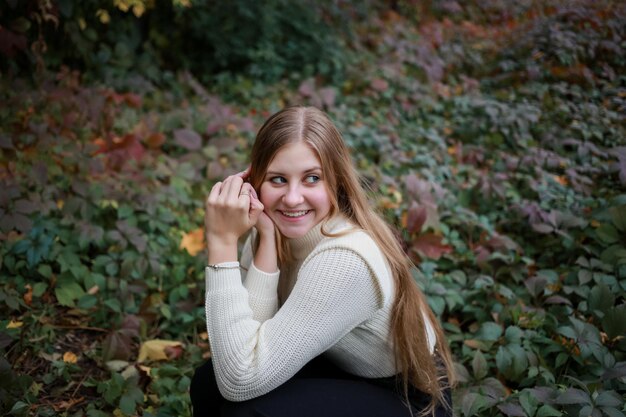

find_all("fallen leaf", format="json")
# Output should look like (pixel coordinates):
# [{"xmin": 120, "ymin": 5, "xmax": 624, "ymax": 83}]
[
  {"xmin": 180, "ymin": 228, "xmax": 205, "ymax": 256},
  {"xmin": 137, "ymin": 339, "xmax": 183, "ymax": 362},
  {"xmin": 406, "ymin": 202, "xmax": 427, "ymax": 234},
  {"xmin": 63, "ymin": 351, "xmax": 78, "ymax": 363},
  {"xmin": 7, "ymin": 320, "xmax": 23, "ymax": 329},
  {"xmin": 106, "ymin": 360, "xmax": 130, "ymax": 372},
  {"xmin": 144, "ymin": 132, "xmax": 165, "ymax": 149},
  {"xmin": 138, "ymin": 364, "xmax": 152, "ymax": 375},
  {"xmin": 412, "ymin": 233, "xmax": 452, "ymax": 259},
  {"xmin": 51, "ymin": 397, "xmax": 84, "ymax": 412},
  {"xmin": 553, "ymin": 175, "xmax": 568, "ymax": 186},
  {"xmin": 164, "ymin": 344, "xmax": 184, "ymax": 360}
]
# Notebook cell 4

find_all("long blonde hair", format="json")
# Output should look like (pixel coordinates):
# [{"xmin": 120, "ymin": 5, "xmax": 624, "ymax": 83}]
[{"xmin": 248, "ymin": 106, "xmax": 455, "ymax": 414}]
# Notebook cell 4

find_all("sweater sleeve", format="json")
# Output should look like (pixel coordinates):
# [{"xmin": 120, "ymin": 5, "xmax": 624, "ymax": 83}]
[
  {"xmin": 205, "ymin": 247, "xmax": 381, "ymax": 401},
  {"xmin": 238, "ymin": 231, "xmax": 280, "ymax": 322}
]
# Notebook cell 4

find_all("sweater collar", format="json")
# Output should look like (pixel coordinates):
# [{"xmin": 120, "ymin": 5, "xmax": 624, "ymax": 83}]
[{"xmin": 288, "ymin": 215, "xmax": 353, "ymax": 260}]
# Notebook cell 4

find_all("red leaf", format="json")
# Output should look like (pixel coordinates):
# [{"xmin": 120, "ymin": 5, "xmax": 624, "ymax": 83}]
[
  {"xmin": 406, "ymin": 201, "xmax": 427, "ymax": 233},
  {"xmin": 174, "ymin": 129, "xmax": 202, "ymax": 150},
  {"xmin": 164, "ymin": 344, "xmax": 184, "ymax": 360},
  {"xmin": 144, "ymin": 132, "xmax": 165, "ymax": 149},
  {"xmin": 298, "ymin": 78, "xmax": 315, "ymax": 97},
  {"xmin": 371, "ymin": 78, "xmax": 388, "ymax": 92},
  {"xmin": 318, "ymin": 87, "xmax": 336, "ymax": 108},
  {"xmin": 124, "ymin": 93, "xmax": 142, "ymax": 108},
  {"xmin": 412, "ymin": 233, "xmax": 452, "ymax": 259},
  {"xmin": 102, "ymin": 329, "xmax": 134, "ymax": 361}
]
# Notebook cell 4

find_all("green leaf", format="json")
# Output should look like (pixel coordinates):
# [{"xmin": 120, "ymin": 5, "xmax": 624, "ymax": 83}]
[
  {"xmin": 496, "ymin": 346, "xmax": 512, "ymax": 374},
  {"xmin": 588, "ymin": 284, "xmax": 614, "ymax": 314},
  {"xmin": 9, "ymin": 401, "xmax": 29, "ymax": 413},
  {"xmin": 476, "ymin": 321, "xmax": 503, "ymax": 341},
  {"xmin": 472, "ymin": 350, "xmax": 488, "ymax": 380},
  {"xmin": 505, "ymin": 326, "xmax": 523, "ymax": 343},
  {"xmin": 596, "ymin": 224, "xmax": 619, "ymax": 244},
  {"xmin": 104, "ymin": 298, "xmax": 122, "ymax": 313},
  {"xmin": 595, "ymin": 391, "xmax": 623, "ymax": 407},
  {"xmin": 37, "ymin": 264, "xmax": 52, "ymax": 278},
  {"xmin": 601, "ymin": 408, "xmax": 626, "ymax": 417},
  {"xmin": 55, "ymin": 282, "xmax": 85, "ymax": 307},
  {"xmin": 461, "ymin": 392, "xmax": 488, "ymax": 417},
  {"xmin": 119, "ymin": 393, "xmax": 136, "ymax": 415},
  {"xmin": 602, "ymin": 307, "xmax": 626, "ymax": 340},
  {"xmin": 87, "ymin": 410, "xmax": 110, "ymax": 417},
  {"xmin": 536, "ymin": 405, "xmax": 562, "ymax": 417},
  {"xmin": 32, "ymin": 282, "xmax": 47, "ymax": 297},
  {"xmin": 555, "ymin": 388, "xmax": 590, "ymax": 405},
  {"xmin": 519, "ymin": 390, "xmax": 538, "ymax": 416},
  {"xmin": 609, "ymin": 206, "xmax": 626, "ymax": 232}
]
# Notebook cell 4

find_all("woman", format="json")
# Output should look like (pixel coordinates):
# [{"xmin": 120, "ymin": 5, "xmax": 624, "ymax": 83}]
[{"xmin": 191, "ymin": 106, "xmax": 455, "ymax": 417}]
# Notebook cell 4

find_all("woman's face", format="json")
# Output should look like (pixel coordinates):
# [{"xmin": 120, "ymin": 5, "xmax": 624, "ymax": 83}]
[{"xmin": 259, "ymin": 142, "xmax": 332, "ymax": 239}]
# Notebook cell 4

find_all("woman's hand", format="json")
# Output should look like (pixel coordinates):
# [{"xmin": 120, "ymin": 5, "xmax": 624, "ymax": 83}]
[
  {"xmin": 246, "ymin": 187, "xmax": 274, "ymax": 238},
  {"xmin": 205, "ymin": 171, "xmax": 264, "ymax": 263}
]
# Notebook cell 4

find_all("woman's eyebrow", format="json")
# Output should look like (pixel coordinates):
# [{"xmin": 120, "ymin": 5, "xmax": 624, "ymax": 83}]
[{"xmin": 266, "ymin": 167, "xmax": 322, "ymax": 176}]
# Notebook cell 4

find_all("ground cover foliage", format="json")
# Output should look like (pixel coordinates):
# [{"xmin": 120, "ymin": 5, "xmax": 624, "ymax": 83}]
[{"xmin": 1, "ymin": 0, "xmax": 625, "ymax": 416}]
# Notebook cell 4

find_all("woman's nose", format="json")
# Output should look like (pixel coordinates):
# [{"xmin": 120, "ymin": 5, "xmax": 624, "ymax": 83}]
[{"xmin": 283, "ymin": 185, "xmax": 304, "ymax": 206}]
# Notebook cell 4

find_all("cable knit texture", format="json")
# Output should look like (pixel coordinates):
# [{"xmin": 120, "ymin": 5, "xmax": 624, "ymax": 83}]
[{"xmin": 205, "ymin": 216, "xmax": 436, "ymax": 402}]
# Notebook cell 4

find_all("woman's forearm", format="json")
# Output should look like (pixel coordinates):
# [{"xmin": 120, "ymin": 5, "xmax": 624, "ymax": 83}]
[
  {"xmin": 207, "ymin": 235, "xmax": 239, "ymax": 265},
  {"xmin": 253, "ymin": 232, "xmax": 278, "ymax": 273}
]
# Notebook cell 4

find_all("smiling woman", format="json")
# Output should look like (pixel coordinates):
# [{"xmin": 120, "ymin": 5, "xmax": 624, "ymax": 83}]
[
  {"xmin": 258, "ymin": 142, "xmax": 331, "ymax": 239},
  {"xmin": 192, "ymin": 106, "xmax": 455, "ymax": 417}
]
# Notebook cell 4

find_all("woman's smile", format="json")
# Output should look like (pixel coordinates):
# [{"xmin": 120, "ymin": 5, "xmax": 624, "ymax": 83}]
[{"xmin": 259, "ymin": 142, "xmax": 331, "ymax": 239}]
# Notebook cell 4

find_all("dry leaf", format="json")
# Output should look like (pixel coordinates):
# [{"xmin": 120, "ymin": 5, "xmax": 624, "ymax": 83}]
[
  {"xmin": 179, "ymin": 228, "xmax": 205, "ymax": 256},
  {"xmin": 63, "ymin": 351, "xmax": 78, "ymax": 363},
  {"xmin": 7, "ymin": 320, "xmax": 23, "ymax": 329},
  {"xmin": 137, "ymin": 339, "xmax": 183, "ymax": 362}
]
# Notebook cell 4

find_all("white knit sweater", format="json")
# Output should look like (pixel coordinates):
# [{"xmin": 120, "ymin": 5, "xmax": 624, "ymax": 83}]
[{"xmin": 204, "ymin": 216, "xmax": 436, "ymax": 402}]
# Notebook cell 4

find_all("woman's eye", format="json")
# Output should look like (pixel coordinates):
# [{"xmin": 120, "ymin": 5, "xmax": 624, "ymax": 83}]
[
  {"xmin": 270, "ymin": 176, "xmax": 287, "ymax": 184},
  {"xmin": 305, "ymin": 175, "xmax": 320, "ymax": 184}
]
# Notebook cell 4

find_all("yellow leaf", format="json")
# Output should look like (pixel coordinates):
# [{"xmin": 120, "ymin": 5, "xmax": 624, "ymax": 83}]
[
  {"xmin": 553, "ymin": 175, "xmax": 568, "ymax": 186},
  {"xmin": 132, "ymin": 3, "xmax": 146, "ymax": 17},
  {"xmin": 115, "ymin": 0, "xmax": 130, "ymax": 12},
  {"xmin": 138, "ymin": 364, "xmax": 152, "ymax": 375},
  {"xmin": 78, "ymin": 18, "xmax": 86, "ymax": 31},
  {"xmin": 96, "ymin": 9, "xmax": 111, "ymax": 24},
  {"xmin": 63, "ymin": 351, "xmax": 78, "ymax": 363},
  {"xmin": 7, "ymin": 320, "xmax": 23, "ymax": 329},
  {"xmin": 138, "ymin": 339, "xmax": 182, "ymax": 362},
  {"xmin": 180, "ymin": 228, "xmax": 205, "ymax": 256},
  {"xmin": 226, "ymin": 123, "xmax": 238, "ymax": 135}
]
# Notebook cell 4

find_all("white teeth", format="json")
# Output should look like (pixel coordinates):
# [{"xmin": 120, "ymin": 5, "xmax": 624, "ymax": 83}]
[{"xmin": 282, "ymin": 210, "xmax": 309, "ymax": 217}]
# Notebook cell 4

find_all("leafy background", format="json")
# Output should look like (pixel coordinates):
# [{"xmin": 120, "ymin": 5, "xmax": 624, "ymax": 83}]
[{"xmin": 1, "ymin": 0, "xmax": 625, "ymax": 416}]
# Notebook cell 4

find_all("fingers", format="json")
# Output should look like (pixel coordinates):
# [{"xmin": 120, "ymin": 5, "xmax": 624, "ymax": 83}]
[
  {"xmin": 207, "ymin": 181, "xmax": 223, "ymax": 204},
  {"xmin": 236, "ymin": 165, "xmax": 251, "ymax": 179},
  {"xmin": 218, "ymin": 174, "xmax": 244, "ymax": 203}
]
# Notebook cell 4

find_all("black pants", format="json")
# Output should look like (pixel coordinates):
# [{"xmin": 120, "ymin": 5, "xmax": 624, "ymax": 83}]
[{"xmin": 190, "ymin": 355, "xmax": 452, "ymax": 417}]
